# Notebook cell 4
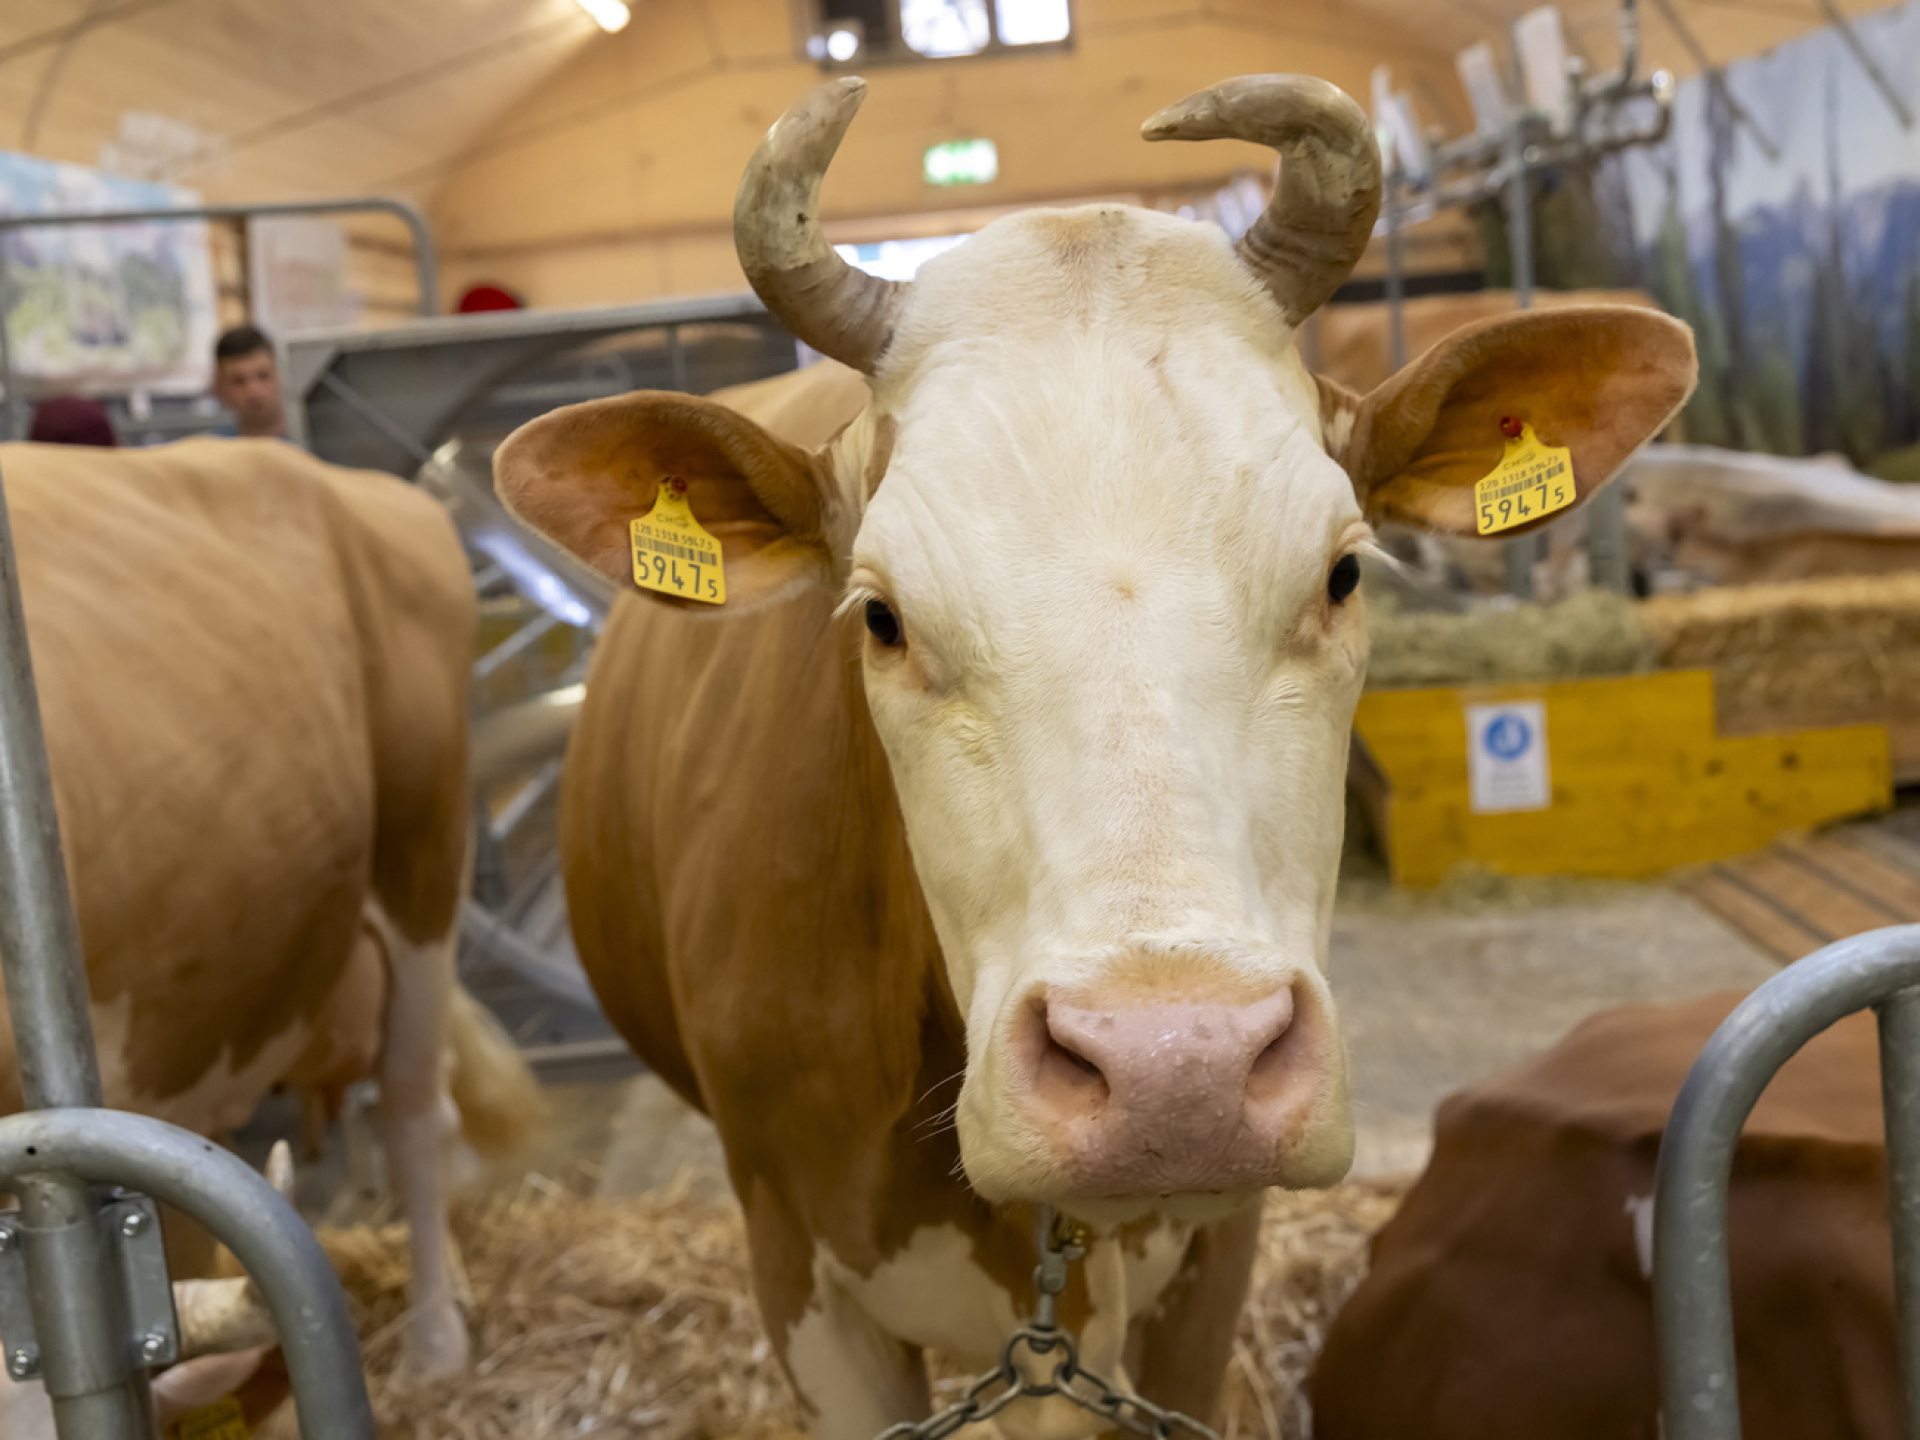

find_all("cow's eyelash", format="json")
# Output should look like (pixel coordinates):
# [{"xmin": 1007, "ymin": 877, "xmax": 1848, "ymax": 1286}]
[{"xmin": 836, "ymin": 582, "xmax": 886, "ymax": 622}]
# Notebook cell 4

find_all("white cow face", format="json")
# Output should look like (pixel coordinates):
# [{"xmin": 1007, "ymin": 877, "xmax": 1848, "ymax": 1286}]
[
  {"xmin": 495, "ymin": 75, "xmax": 1697, "ymax": 1220},
  {"xmin": 845, "ymin": 211, "xmax": 1372, "ymax": 1212}
]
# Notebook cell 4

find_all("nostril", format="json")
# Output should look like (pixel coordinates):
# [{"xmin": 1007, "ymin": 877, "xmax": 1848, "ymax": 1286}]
[
  {"xmin": 1021, "ymin": 998, "xmax": 1112, "ymax": 1113},
  {"xmin": 1245, "ymin": 987, "xmax": 1300, "ymax": 1103},
  {"xmin": 1043, "ymin": 1033, "xmax": 1106, "ymax": 1088}
]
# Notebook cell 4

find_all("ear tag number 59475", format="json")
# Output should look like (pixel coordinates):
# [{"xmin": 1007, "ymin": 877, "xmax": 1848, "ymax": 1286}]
[
  {"xmin": 1473, "ymin": 420, "xmax": 1576, "ymax": 537},
  {"xmin": 630, "ymin": 478, "xmax": 726, "ymax": 604}
]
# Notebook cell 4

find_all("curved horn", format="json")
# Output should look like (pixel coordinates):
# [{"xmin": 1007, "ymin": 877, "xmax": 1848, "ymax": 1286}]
[
  {"xmin": 735, "ymin": 77, "xmax": 905, "ymax": 373},
  {"xmin": 1142, "ymin": 75, "xmax": 1382, "ymax": 326}
]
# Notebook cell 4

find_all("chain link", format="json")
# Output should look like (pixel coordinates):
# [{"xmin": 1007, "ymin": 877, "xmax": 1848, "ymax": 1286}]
[{"xmin": 872, "ymin": 1207, "xmax": 1223, "ymax": 1440}]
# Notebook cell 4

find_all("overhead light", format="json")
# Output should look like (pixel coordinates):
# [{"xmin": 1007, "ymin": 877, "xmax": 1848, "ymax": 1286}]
[
  {"xmin": 807, "ymin": 19, "xmax": 864, "ymax": 63},
  {"xmin": 574, "ymin": 0, "xmax": 630, "ymax": 32}
]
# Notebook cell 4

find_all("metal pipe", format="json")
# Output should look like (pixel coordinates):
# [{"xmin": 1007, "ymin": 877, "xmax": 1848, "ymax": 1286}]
[
  {"xmin": 1882, "ymin": 985, "xmax": 1920, "ymax": 1438},
  {"xmin": 0, "ymin": 196, "xmax": 439, "ymax": 441},
  {"xmin": 0, "ymin": 247, "xmax": 20, "ymax": 448},
  {"xmin": 1654, "ymin": 925, "xmax": 1920, "ymax": 1440},
  {"xmin": 1816, "ymin": 0, "xmax": 1913, "ymax": 130},
  {"xmin": 0, "ymin": 1108, "xmax": 375, "ymax": 1440},
  {"xmin": 0, "ymin": 455, "xmax": 149, "ymax": 1438},
  {"xmin": 0, "ymin": 461, "xmax": 101, "ymax": 1113},
  {"xmin": 474, "ymin": 610, "xmax": 563, "ymax": 684}
]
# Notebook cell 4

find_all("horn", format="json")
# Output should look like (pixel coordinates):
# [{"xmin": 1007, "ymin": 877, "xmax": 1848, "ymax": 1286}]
[
  {"xmin": 173, "ymin": 1277, "xmax": 278, "ymax": 1360},
  {"xmin": 735, "ymin": 77, "xmax": 905, "ymax": 374},
  {"xmin": 1142, "ymin": 75, "xmax": 1382, "ymax": 326}
]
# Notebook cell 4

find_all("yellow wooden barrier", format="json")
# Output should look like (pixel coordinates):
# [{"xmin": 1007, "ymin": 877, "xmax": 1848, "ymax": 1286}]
[{"xmin": 1352, "ymin": 670, "xmax": 1893, "ymax": 888}]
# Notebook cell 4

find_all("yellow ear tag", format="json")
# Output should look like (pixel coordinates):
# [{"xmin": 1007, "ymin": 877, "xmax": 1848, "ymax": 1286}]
[
  {"xmin": 1473, "ymin": 420, "xmax": 1576, "ymax": 536},
  {"xmin": 629, "ymin": 478, "xmax": 726, "ymax": 604},
  {"xmin": 172, "ymin": 1395, "xmax": 249, "ymax": 1440}
]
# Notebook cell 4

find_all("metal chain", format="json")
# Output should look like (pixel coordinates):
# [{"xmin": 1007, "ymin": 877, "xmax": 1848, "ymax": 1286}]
[{"xmin": 874, "ymin": 1207, "xmax": 1223, "ymax": 1440}]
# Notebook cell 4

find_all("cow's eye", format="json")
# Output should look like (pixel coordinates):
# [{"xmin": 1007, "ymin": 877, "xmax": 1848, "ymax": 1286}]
[
  {"xmin": 1327, "ymin": 554, "xmax": 1361, "ymax": 604},
  {"xmin": 865, "ymin": 598, "xmax": 904, "ymax": 647}
]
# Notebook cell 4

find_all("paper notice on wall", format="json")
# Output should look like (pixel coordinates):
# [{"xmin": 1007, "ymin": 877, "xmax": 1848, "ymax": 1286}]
[
  {"xmin": 249, "ymin": 216, "xmax": 354, "ymax": 335},
  {"xmin": 1466, "ymin": 701, "xmax": 1551, "ymax": 813}
]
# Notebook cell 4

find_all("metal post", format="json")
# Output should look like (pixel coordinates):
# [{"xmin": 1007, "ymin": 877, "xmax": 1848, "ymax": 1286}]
[
  {"xmin": 1654, "ymin": 924, "xmax": 1920, "ymax": 1440},
  {"xmin": 0, "ymin": 455, "xmax": 148, "ymax": 1438},
  {"xmin": 0, "ymin": 196, "xmax": 439, "ymax": 441},
  {"xmin": 1882, "ymin": 986, "xmax": 1920, "ymax": 1435},
  {"xmin": 0, "ymin": 247, "xmax": 20, "ymax": 446}
]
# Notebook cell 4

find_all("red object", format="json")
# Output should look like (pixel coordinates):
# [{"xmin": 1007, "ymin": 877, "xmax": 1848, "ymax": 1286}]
[
  {"xmin": 29, "ymin": 397, "xmax": 116, "ymax": 447},
  {"xmin": 667, "ymin": 477, "xmax": 687, "ymax": 497},
  {"xmin": 456, "ymin": 284, "xmax": 523, "ymax": 313},
  {"xmin": 1499, "ymin": 415, "xmax": 1524, "ymax": 439}
]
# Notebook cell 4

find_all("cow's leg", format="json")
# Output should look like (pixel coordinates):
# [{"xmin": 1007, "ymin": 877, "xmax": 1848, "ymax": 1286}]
[
  {"xmin": 744, "ymin": 1195, "xmax": 928, "ymax": 1440},
  {"xmin": 1126, "ymin": 1199, "xmax": 1263, "ymax": 1421},
  {"xmin": 366, "ymin": 902, "xmax": 469, "ymax": 1376}
]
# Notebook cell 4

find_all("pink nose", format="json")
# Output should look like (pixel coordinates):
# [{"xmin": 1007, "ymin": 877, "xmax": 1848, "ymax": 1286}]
[{"xmin": 1016, "ymin": 985, "xmax": 1321, "ymax": 1195}]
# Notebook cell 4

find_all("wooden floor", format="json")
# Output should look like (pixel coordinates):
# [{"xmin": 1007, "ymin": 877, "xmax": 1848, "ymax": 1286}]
[{"xmin": 1684, "ymin": 818, "xmax": 1920, "ymax": 964}]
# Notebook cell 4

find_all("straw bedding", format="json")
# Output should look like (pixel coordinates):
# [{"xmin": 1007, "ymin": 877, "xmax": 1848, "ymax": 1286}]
[{"xmin": 299, "ymin": 1177, "xmax": 1403, "ymax": 1440}]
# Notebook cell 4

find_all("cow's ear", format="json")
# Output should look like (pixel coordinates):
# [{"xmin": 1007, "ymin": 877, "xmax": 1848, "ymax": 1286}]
[
  {"xmin": 494, "ymin": 391, "xmax": 837, "ymax": 610},
  {"xmin": 1325, "ymin": 307, "xmax": 1697, "ymax": 537}
]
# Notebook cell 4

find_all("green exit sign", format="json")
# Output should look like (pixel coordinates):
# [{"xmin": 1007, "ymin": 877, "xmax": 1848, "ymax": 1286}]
[{"xmin": 924, "ymin": 139, "xmax": 998, "ymax": 186}]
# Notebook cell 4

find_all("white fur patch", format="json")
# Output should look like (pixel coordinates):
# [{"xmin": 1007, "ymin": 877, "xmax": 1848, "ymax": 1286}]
[
  {"xmin": 94, "ymin": 989, "xmax": 314, "ymax": 1136},
  {"xmin": 788, "ymin": 1219, "xmax": 1192, "ymax": 1440}
]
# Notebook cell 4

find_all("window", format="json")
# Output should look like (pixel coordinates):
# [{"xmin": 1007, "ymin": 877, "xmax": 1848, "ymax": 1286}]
[{"xmin": 808, "ymin": 0, "xmax": 1072, "ymax": 65}]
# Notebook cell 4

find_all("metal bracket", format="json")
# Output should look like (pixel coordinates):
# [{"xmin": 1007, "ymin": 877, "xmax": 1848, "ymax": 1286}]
[
  {"xmin": 0, "ymin": 1193, "xmax": 179, "ymax": 1383},
  {"xmin": 100, "ymin": 1193, "xmax": 179, "ymax": 1370},
  {"xmin": 0, "ymin": 1211, "xmax": 40, "ymax": 1379}
]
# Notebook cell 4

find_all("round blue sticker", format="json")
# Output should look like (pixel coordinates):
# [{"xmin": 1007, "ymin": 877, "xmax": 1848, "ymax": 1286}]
[{"xmin": 1482, "ymin": 712, "xmax": 1532, "ymax": 760}]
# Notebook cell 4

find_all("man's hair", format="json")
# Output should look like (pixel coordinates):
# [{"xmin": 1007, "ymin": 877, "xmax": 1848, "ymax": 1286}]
[{"xmin": 214, "ymin": 324, "xmax": 274, "ymax": 364}]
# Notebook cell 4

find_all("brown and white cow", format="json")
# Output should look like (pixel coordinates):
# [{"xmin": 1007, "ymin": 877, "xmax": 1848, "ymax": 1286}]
[
  {"xmin": 495, "ymin": 75, "xmax": 1697, "ymax": 1436},
  {"xmin": 0, "ymin": 437, "xmax": 537, "ymax": 1401}
]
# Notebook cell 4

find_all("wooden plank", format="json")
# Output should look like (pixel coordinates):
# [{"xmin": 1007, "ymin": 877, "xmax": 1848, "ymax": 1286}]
[
  {"xmin": 1684, "ymin": 869, "xmax": 1827, "ymax": 964},
  {"xmin": 1782, "ymin": 834, "xmax": 1920, "ymax": 923},
  {"xmin": 1838, "ymin": 825, "xmax": 1920, "ymax": 877},
  {"xmin": 1721, "ymin": 849, "xmax": 1905, "ymax": 939}
]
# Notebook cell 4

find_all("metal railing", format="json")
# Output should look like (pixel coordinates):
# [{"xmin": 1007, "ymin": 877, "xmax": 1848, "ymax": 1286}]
[
  {"xmin": 1655, "ymin": 923, "xmax": 1920, "ymax": 1440},
  {"xmin": 0, "ymin": 453, "xmax": 374, "ymax": 1440},
  {"xmin": 0, "ymin": 195, "xmax": 439, "ymax": 442}
]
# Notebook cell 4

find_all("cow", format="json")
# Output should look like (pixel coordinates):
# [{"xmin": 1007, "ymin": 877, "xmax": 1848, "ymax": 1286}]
[
  {"xmin": 1312, "ymin": 990, "xmax": 1897, "ymax": 1440},
  {"xmin": 493, "ymin": 74, "xmax": 1697, "ymax": 1437},
  {"xmin": 0, "ymin": 437, "xmax": 538, "ymax": 1408}
]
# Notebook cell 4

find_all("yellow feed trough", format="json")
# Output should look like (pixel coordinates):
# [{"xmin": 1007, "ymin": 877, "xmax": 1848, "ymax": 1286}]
[{"xmin": 1352, "ymin": 670, "xmax": 1892, "ymax": 888}]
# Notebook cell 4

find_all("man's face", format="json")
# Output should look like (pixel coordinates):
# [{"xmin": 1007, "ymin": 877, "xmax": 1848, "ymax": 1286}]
[{"xmin": 214, "ymin": 348, "xmax": 284, "ymax": 436}]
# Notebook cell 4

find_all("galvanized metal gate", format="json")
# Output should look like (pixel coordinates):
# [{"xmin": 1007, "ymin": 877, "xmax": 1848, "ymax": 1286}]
[{"xmin": 1655, "ymin": 923, "xmax": 1920, "ymax": 1439}]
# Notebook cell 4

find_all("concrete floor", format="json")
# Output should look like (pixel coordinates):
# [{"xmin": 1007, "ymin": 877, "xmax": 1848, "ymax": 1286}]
[{"xmin": 1331, "ymin": 887, "xmax": 1774, "ymax": 1175}]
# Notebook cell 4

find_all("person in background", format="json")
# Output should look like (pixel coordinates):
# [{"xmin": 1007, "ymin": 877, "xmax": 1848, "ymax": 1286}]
[
  {"xmin": 211, "ymin": 324, "xmax": 286, "ymax": 439},
  {"xmin": 29, "ymin": 396, "xmax": 117, "ymax": 447}
]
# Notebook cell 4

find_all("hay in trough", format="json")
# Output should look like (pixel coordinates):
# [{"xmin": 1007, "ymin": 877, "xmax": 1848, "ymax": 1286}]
[
  {"xmin": 1641, "ymin": 572, "xmax": 1920, "ymax": 729},
  {"xmin": 1364, "ymin": 590, "xmax": 1653, "ymax": 690},
  {"xmin": 304, "ymin": 1175, "xmax": 1403, "ymax": 1440}
]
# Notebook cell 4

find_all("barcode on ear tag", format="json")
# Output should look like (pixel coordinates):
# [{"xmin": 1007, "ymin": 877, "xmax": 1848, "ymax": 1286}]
[
  {"xmin": 629, "ymin": 480, "xmax": 726, "ymax": 604},
  {"xmin": 173, "ymin": 1395, "xmax": 249, "ymax": 1440},
  {"xmin": 1473, "ymin": 422, "xmax": 1576, "ymax": 536}
]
